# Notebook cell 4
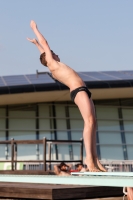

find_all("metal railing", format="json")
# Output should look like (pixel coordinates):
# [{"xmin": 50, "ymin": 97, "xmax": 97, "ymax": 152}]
[
  {"xmin": 0, "ymin": 138, "xmax": 133, "ymax": 172},
  {"xmin": 101, "ymin": 160, "xmax": 133, "ymax": 172},
  {"xmin": 0, "ymin": 138, "xmax": 83, "ymax": 171}
]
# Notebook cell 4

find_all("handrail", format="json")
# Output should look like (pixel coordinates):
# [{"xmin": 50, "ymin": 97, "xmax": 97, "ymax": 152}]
[{"xmin": 0, "ymin": 138, "xmax": 83, "ymax": 171}]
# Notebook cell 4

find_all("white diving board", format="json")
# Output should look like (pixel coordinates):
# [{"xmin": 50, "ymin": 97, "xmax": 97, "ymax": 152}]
[
  {"xmin": 0, "ymin": 172, "xmax": 133, "ymax": 187},
  {"xmin": 71, "ymin": 172, "xmax": 133, "ymax": 177}
]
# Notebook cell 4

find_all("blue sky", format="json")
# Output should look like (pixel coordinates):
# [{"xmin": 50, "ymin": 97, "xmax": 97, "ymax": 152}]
[{"xmin": 0, "ymin": 0, "xmax": 133, "ymax": 76}]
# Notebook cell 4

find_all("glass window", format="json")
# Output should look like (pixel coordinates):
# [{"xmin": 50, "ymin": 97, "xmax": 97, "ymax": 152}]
[
  {"xmin": 55, "ymin": 105, "xmax": 69, "ymax": 160},
  {"xmin": 0, "ymin": 98, "xmax": 132, "ymax": 165},
  {"xmin": 96, "ymin": 106, "xmax": 124, "ymax": 160},
  {"xmin": 39, "ymin": 104, "xmax": 51, "ymax": 160},
  {"xmin": 97, "ymin": 121, "xmax": 122, "ymax": 144},
  {"xmin": 122, "ymin": 108, "xmax": 133, "ymax": 159},
  {"xmin": 0, "ymin": 108, "xmax": 6, "ymax": 160},
  {"xmin": 100, "ymin": 146, "xmax": 124, "ymax": 160},
  {"xmin": 69, "ymin": 106, "xmax": 82, "ymax": 118},
  {"xmin": 39, "ymin": 104, "xmax": 51, "ymax": 140},
  {"xmin": 69, "ymin": 106, "xmax": 85, "ymax": 160},
  {"xmin": 8, "ymin": 106, "xmax": 36, "ymax": 160}
]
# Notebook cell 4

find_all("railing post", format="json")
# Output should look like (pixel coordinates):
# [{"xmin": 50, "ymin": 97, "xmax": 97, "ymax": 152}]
[
  {"xmin": 43, "ymin": 137, "xmax": 46, "ymax": 171},
  {"xmin": 48, "ymin": 142, "xmax": 51, "ymax": 170},
  {"xmin": 11, "ymin": 138, "xmax": 14, "ymax": 171},
  {"xmin": 80, "ymin": 138, "xmax": 83, "ymax": 164},
  {"xmin": 14, "ymin": 143, "xmax": 17, "ymax": 170}
]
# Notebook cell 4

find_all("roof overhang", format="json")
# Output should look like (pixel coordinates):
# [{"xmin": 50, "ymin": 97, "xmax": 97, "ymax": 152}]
[
  {"xmin": 0, "ymin": 87, "xmax": 133, "ymax": 105},
  {"xmin": 0, "ymin": 71, "xmax": 133, "ymax": 105}
]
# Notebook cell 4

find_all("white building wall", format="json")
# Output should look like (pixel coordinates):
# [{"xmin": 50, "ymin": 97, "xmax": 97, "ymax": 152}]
[{"xmin": 0, "ymin": 98, "xmax": 133, "ymax": 162}]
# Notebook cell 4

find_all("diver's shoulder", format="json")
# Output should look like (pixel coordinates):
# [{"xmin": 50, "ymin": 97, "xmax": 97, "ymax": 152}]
[{"xmin": 58, "ymin": 61, "xmax": 73, "ymax": 70}]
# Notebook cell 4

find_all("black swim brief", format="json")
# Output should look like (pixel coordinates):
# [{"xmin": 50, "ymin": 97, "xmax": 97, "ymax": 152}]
[{"xmin": 70, "ymin": 86, "xmax": 91, "ymax": 102}]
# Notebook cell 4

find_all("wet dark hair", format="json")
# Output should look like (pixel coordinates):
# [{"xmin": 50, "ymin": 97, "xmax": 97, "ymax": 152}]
[
  {"xmin": 75, "ymin": 163, "xmax": 83, "ymax": 168},
  {"xmin": 40, "ymin": 50, "xmax": 54, "ymax": 67},
  {"xmin": 40, "ymin": 52, "xmax": 47, "ymax": 67},
  {"xmin": 58, "ymin": 162, "xmax": 68, "ymax": 170}
]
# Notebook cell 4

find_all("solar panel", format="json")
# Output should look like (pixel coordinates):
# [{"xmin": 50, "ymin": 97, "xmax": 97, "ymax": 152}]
[
  {"xmin": 80, "ymin": 72, "xmax": 118, "ymax": 81},
  {"xmin": 0, "ymin": 70, "xmax": 133, "ymax": 89},
  {"xmin": 26, "ymin": 74, "xmax": 55, "ymax": 84},
  {"xmin": 2, "ymin": 73, "xmax": 55, "ymax": 87},
  {"xmin": 102, "ymin": 71, "xmax": 133, "ymax": 80},
  {"xmin": 120, "ymin": 70, "xmax": 133, "ymax": 78},
  {"xmin": 78, "ymin": 72, "xmax": 97, "ymax": 81},
  {"xmin": 0, "ymin": 77, "xmax": 6, "ymax": 86},
  {"xmin": 3, "ymin": 75, "xmax": 29, "ymax": 86}
]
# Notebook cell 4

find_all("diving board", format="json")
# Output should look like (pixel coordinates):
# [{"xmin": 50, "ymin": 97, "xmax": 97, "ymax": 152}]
[
  {"xmin": 0, "ymin": 172, "xmax": 132, "ymax": 187},
  {"xmin": 71, "ymin": 172, "xmax": 133, "ymax": 177}
]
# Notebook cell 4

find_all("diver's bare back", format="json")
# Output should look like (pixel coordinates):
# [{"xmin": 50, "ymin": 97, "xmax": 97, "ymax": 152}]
[{"xmin": 49, "ymin": 61, "xmax": 85, "ymax": 91}]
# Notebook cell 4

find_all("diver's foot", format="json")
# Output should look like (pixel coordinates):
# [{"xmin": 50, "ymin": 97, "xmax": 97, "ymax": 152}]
[
  {"xmin": 86, "ymin": 167, "xmax": 100, "ymax": 172},
  {"xmin": 94, "ymin": 157, "xmax": 107, "ymax": 172},
  {"xmin": 85, "ymin": 158, "xmax": 100, "ymax": 172}
]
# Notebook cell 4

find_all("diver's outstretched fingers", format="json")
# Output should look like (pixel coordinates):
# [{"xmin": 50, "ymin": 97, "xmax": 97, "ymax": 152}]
[
  {"xmin": 27, "ymin": 38, "xmax": 38, "ymax": 44},
  {"xmin": 27, "ymin": 37, "xmax": 32, "ymax": 41},
  {"xmin": 30, "ymin": 20, "xmax": 37, "ymax": 29}
]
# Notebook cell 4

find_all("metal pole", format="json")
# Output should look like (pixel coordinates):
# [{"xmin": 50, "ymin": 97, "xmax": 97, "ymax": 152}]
[
  {"xmin": 48, "ymin": 143, "xmax": 51, "ymax": 170},
  {"xmin": 11, "ymin": 138, "xmax": 14, "ymax": 171},
  {"xmin": 14, "ymin": 143, "xmax": 17, "ymax": 170},
  {"xmin": 80, "ymin": 138, "xmax": 83, "ymax": 164},
  {"xmin": 43, "ymin": 137, "xmax": 46, "ymax": 171}
]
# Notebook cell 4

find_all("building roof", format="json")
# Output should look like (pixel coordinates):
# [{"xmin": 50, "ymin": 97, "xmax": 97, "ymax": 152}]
[
  {"xmin": 0, "ymin": 70, "xmax": 133, "ymax": 105},
  {"xmin": 0, "ymin": 70, "xmax": 133, "ymax": 95}
]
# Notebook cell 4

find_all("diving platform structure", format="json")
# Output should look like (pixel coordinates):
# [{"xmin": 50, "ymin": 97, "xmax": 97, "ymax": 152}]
[
  {"xmin": 0, "ymin": 172, "xmax": 132, "ymax": 187},
  {"xmin": 0, "ymin": 172, "xmax": 132, "ymax": 199}
]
